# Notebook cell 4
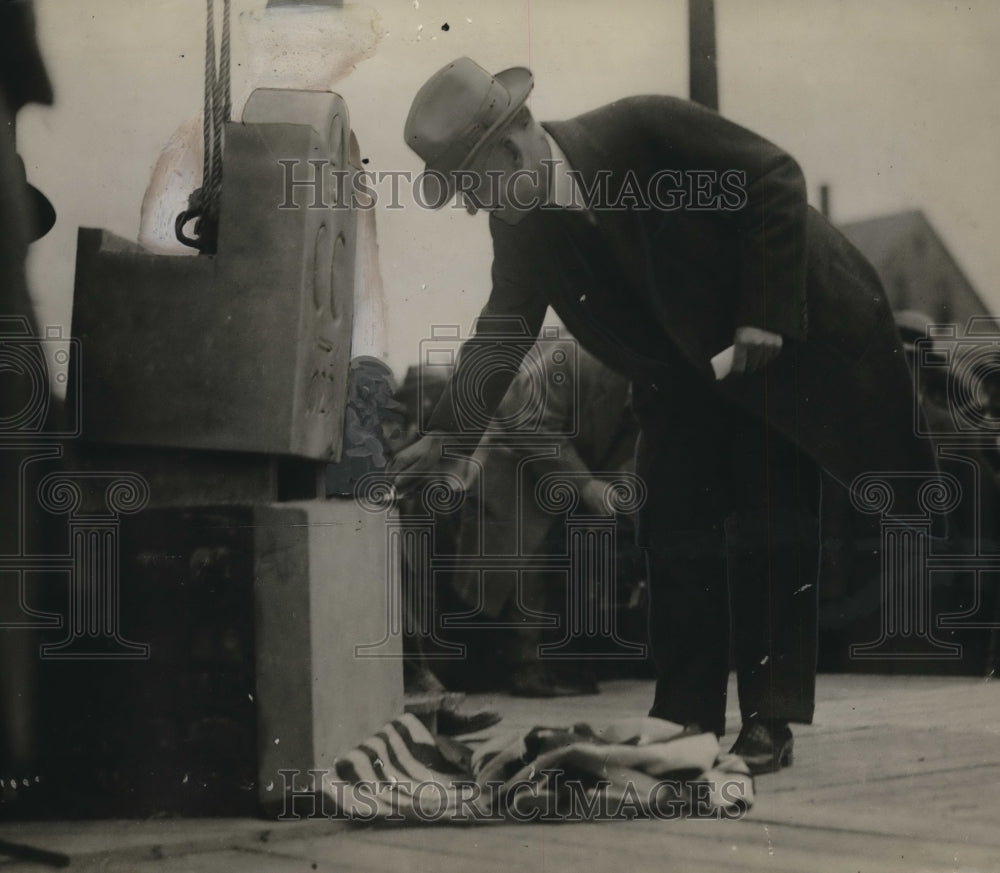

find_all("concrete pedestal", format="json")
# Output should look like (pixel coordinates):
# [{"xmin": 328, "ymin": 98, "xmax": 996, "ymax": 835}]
[
  {"xmin": 254, "ymin": 499, "xmax": 402, "ymax": 811},
  {"xmin": 38, "ymin": 498, "xmax": 401, "ymax": 816}
]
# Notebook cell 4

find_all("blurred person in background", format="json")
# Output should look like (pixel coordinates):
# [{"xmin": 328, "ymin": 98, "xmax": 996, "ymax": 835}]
[{"xmin": 1, "ymin": 0, "xmax": 56, "ymax": 807}]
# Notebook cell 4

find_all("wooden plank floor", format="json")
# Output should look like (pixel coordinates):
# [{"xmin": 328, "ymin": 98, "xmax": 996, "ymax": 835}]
[{"xmin": 2, "ymin": 674, "xmax": 998, "ymax": 872}]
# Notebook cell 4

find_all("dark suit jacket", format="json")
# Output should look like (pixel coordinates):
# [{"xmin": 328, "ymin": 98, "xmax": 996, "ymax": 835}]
[{"xmin": 429, "ymin": 95, "xmax": 938, "ymax": 491}]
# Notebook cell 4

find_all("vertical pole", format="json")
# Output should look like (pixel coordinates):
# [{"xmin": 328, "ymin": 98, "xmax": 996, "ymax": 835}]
[
  {"xmin": 689, "ymin": 0, "xmax": 719, "ymax": 110},
  {"xmin": 820, "ymin": 184, "xmax": 831, "ymax": 220}
]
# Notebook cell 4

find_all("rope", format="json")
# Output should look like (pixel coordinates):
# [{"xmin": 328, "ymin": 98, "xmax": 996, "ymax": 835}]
[
  {"xmin": 204, "ymin": 0, "xmax": 218, "ymax": 195},
  {"xmin": 216, "ymin": 0, "xmax": 232, "ymax": 201},
  {"xmin": 176, "ymin": 0, "xmax": 231, "ymax": 252}
]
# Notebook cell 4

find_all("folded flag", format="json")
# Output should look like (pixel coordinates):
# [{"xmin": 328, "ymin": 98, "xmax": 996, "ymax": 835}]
[{"xmin": 274, "ymin": 714, "xmax": 753, "ymax": 823}]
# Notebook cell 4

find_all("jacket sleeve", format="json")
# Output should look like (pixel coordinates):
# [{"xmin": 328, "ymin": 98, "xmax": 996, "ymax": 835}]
[
  {"xmin": 426, "ymin": 214, "xmax": 549, "ymax": 438},
  {"xmin": 475, "ymin": 336, "xmax": 589, "ymax": 465},
  {"xmin": 633, "ymin": 96, "xmax": 809, "ymax": 341}
]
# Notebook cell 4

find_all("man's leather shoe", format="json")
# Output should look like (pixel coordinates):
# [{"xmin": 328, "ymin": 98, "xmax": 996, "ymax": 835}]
[
  {"xmin": 729, "ymin": 720, "xmax": 794, "ymax": 774},
  {"xmin": 436, "ymin": 707, "xmax": 503, "ymax": 736}
]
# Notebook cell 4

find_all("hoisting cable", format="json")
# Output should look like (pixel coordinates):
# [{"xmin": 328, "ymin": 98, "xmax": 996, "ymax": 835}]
[{"xmin": 175, "ymin": 0, "xmax": 232, "ymax": 253}]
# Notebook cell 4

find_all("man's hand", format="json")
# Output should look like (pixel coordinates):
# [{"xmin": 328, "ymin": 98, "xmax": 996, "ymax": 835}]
[
  {"xmin": 387, "ymin": 434, "xmax": 476, "ymax": 498},
  {"xmin": 730, "ymin": 325, "xmax": 783, "ymax": 376},
  {"xmin": 387, "ymin": 434, "xmax": 444, "ymax": 496}
]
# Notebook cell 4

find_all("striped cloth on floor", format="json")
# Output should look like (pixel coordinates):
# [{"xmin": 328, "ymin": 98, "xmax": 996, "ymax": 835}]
[{"xmin": 279, "ymin": 714, "xmax": 753, "ymax": 823}]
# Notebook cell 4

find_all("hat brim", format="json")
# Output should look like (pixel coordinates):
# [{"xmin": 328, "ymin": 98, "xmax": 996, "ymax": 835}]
[
  {"xmin": 29, "ymin": 184, "xmax": 56, "ymax": 241},
  {"xmin": 420, "ymin": 66, "xmax": 534, "ymax": 209},
  {"xmin": 12, "ymin": 154, "xmax": 56, "ymax": 241}
]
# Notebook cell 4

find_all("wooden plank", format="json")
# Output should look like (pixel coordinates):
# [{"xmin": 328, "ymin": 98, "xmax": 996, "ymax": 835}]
[
  {"xmin": 0, "ymin": 818, "xmax": 349, "ymax": 868},
  {"xmin": 231, "ymin": 819, "xmax": 1000, "ymax": 873},
  {"xmin": 104, "ymin": 848, "xmax": 361, "ymax": 873},
  {"xmin": 5, "ymin": 674, "xmax": 999, "ymax": 873},
  {"xmin": 755, "ymin": 764, "xmax": 1000, "ymax": 844},
  {"xmin": 758, "ymin": 725, "xmax": 1000, "ymax": 794}
]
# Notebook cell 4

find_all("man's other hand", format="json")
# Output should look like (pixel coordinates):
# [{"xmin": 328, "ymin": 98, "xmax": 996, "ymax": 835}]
[{"xmin": 730, "ymin": 325, "xmax": 783, "ymax": 376}]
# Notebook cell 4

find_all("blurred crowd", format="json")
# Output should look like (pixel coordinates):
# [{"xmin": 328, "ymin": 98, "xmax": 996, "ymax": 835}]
[
  {"xmin": 388, "ymin": 336, "xmax": 648, "ymax": 698},
  {"xmin": 366, "ymin": 314, "xmax": 1000, "ymax": 699}
]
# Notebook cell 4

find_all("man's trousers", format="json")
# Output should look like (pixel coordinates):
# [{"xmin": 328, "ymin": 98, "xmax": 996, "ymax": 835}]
[{"xmin": 632, "ymin": 372, "xmax": 820, "ymax": 737}]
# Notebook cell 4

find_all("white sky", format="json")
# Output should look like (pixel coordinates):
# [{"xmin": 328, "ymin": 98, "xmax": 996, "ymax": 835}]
[{"xmin": 18, "ymin": 0, "xmax": 1000, "ymax": 380}]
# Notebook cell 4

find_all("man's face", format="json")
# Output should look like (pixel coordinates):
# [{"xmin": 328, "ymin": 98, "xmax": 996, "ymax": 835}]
[{"xmin": 462, "ymin": 114, "xmax": 550, "ymax": 225}]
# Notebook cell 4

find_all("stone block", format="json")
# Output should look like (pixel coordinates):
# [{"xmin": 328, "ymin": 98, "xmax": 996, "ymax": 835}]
[
  {"xmin": 65, "ymin": 443, "xmax": 328, "ymax": 509},
  {"xmin": 254, "ymin": 499, "xmax": 403, "ymax": 811},
  {"xmin": 70, "ymin": 89, "xmax": 357, "ymax": 461},
  {"xmin": 38, "ymin": 498, "xmax": 401, "ymax": 816}
]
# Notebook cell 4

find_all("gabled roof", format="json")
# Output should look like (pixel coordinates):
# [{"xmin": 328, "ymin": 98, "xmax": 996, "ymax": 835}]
[{"xmin": 840, "ymin": 209, "xmax": 991, "ymax": 319}]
